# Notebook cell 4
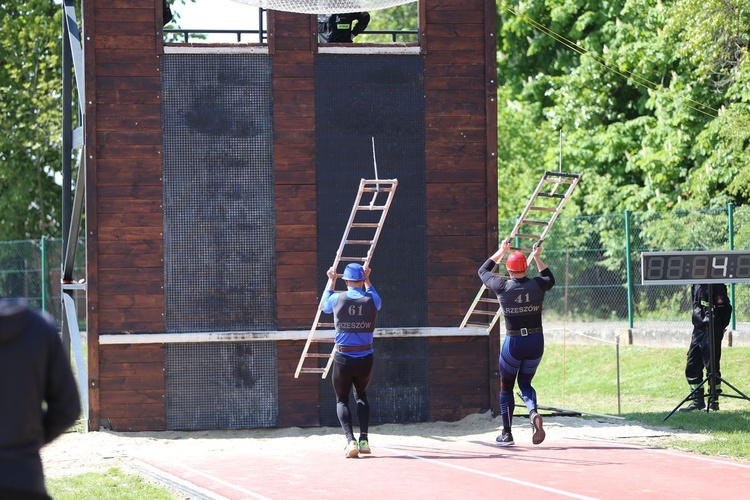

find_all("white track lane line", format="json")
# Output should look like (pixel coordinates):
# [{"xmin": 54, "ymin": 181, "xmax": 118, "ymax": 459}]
[
  {"xmin": 379, "ymin": 445, "xmax": 599, "ymax": 500},
  {"xmin": 134, "ymin": 459, "xmax": 271, "ymax": 500},
  {"xmin": 564, "ymin": 437, "xmax": 750, "ymax": 469},
  {"xmin": 174, "ymin": 463, "xmax": 274, "ymax": 500}
]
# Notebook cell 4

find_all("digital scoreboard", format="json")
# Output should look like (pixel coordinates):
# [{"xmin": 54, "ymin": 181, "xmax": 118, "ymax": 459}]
[{"xmin": 641, "ymin": 250, "xmax": 750, "ymax": 285}]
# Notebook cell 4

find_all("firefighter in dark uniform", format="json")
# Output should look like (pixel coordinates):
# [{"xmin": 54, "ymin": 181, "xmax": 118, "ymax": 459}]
[
  {"xmin": 478, "ymin": 239, "xmax": 555, "ymax": 446},
  {"xmin": 317, "ymin": 12, "xmax": 370, "ymax": 43},
  {"xmin": 680, "ymin": 283, "xmax": 732, "ymax": 411},
  {"xmin": 322, "ymin": 263, "xmax": 382, "ymax": 458}
]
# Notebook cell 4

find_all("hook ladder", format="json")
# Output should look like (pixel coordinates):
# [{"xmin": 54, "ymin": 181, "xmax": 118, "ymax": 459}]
[
  {"xmin": 459, "ymin": 171, "xmax": 581, "ymax": 333},
  {"xmin": 295, "ymin": 178, "xmax": 398, "ymax": 378}
]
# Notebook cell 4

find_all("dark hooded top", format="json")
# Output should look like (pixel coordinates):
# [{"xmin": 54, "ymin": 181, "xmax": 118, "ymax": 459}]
[{"xmin": 0, "ymin": 298, "xmax": 81, "ymax": 496}]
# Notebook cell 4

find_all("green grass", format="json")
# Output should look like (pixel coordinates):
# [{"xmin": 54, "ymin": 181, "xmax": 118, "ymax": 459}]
[
  {"xmin": 46, "ymin": 468, "xmax": 177, "ymax": 500},
  {"xmin": 535, "ymin": 343, "xmax": 750, "ymax": 461}
]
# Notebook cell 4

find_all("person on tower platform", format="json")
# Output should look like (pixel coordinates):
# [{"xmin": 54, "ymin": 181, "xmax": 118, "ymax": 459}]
[{"xmin": 318, "ymin": 12, "xmax": 370, "ymax": 43}]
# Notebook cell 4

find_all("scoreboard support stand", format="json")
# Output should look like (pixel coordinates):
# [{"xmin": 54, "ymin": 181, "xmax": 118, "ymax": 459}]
[
  {"xmin": 640, "ymin": 250, "xmax": 750, "ymax": 421},
  {"xmin": 662, "ymin": 284, "xmax": 750, "ymax": 421}
]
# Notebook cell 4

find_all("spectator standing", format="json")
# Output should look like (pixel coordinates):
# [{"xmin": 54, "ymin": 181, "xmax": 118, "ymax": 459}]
[
  {"xmin": 0, "ymin": 298, "xmax": 81, "ymax": 499},
  {"xmin": 680, "ymin": 283, "xmax": 732, "ymax": 411}
]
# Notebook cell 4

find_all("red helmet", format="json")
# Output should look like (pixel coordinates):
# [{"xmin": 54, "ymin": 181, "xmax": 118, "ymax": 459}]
[{"xmin": 505, "ymin": 251, "xmax": 528, "ymax": 272}]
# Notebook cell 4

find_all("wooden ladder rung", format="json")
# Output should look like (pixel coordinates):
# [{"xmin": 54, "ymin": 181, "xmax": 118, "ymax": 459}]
[
  {"xmin": 304, "ymin": 353, "xmax": 332, "ymax": 359},
  {"xmin": 299, "ymin": 367, "xmax": 326, "ymax": 374},
  {"xmin": 471, "ymin": 310, "xmax": 498, "ymax": 316},
  {"xmin": 339, "ymin": 257, "xmax": 367, "ymax": 263},
  {"xmin": 544, "ymin": 171, "xmax": 580, "ymax": 179},
  {"xmin": 465, "ymin": 323, "xmax": 492, "ymax": 329}
]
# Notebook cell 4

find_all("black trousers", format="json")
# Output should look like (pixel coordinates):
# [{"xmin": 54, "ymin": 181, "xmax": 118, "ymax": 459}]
[
  {"xmin": 685, "ymin": 326, "xmax": 723, "ymax": 386},
  {"xmin": 331, "ymin": 352, "xmax": 374, "ymax": 442}
]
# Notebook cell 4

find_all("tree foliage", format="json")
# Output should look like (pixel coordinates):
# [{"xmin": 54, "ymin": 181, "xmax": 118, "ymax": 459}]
[
  {"xmin": 365, "ymin": 2, "xmax": 418, "ymax": 43},
  {"xmin": 667, "ymin": 0, "xmax": 750, "ymax": 205},
  {"xmin": 0, "ymin": 1, "xmax": 65, "ymax": 240},
  {"xmin": 496, "ymin": 0, "xmax": 750, "ymax": 218},
  {"xmin": 3, "ymin": 0, "xmax": 747, "ymax": 243}
]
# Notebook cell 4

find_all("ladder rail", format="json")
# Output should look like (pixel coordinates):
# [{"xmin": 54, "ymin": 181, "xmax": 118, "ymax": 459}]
[
  {"xmin": 460, "ymin": 171, "xmax": 581, "ymax": 333},
  {"xmin": 508, "ymin": 171, "xmax": 579, "ymax": 249},
  {"xmin": 295, "ymin": 178, "xmax": 398, "ymax": 379},
  {"xmin": 459, "ymin": 284, "xmax": 488, "ymax": 329},
  {"xmin": 295, "ymin": 184, "xmax": 366, "ymax": 379},
  {"xmin": 529, "ymin": 172, "xmax": 581, "ymax": 247},
  {"xmin": 361, "ymin": 181, "xmax": 398, "ymax": 268}
]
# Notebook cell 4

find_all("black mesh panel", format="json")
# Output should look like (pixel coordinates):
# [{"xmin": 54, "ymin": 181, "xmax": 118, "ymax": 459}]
[
  {"xmin": 165, "ymin": 342, "xmax": 278, "ymax": 430},
  {"xmin": 319, "ymin": 338, "xmax": 430, "ymax": 426},
  {"xmin": 315, "ymin": 55, "xmax": 427, "ymax": 328},
  {"xmin": 161, "ymin": 54, "xmax": 275, "ymax": 332}
]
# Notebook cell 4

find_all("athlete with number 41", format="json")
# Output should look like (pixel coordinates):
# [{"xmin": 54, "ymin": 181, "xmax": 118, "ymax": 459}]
[{"xmin": 478, "ymin": 239, "xmax": 555, "ymax": 446}]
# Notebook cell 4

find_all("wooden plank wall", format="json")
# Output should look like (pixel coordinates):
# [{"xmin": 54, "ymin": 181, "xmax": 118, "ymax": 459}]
[
  {"xmin": 429, "ymin": 337, "xmax": 491, "ymax": 420},
  {"xmin": 423, "ymin": 0, "xmax": 498, "ymax": 328},
  {"xmin": 270, "ymin": 11, "xmax": 321, "ymax": 427},
  {"xmin": 84, "ymin": 1, "xmax": 497, "ymax": 430},
  {"xmin": 423, "ymin": 0, "xmax": 499, "ymax": 416},
  {"xmin": 99, "ymin": 344, "xmax": 166, "ymax": 430},
  {"xmin": 270, "ymin": 11, "xmax": 318, "ymax": 331},
  {"xmin": 85, "ymin": 0, "xmax": 167, "ymax": 430}
]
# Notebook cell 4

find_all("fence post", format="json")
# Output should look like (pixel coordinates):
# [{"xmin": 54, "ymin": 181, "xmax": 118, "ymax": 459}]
[
  {"xmin": 624, "ymin": 210, "xmax": 634, "ymax": 328},
  {"xmin": 728, "ymin": 202, "xmax": 736, "ymax": 332},
  {"xmin": 40, "ymin": 236, "xmax": 47, "ymax": 312}
]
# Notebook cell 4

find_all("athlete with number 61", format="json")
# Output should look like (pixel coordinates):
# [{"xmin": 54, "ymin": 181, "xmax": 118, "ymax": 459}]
[
  {"xmin": 478, "ymin": 239, "xmax": 555, "ymax": 446},
  {"xmin": 322, "ymin": 263, "xmax": 382, "ymax": 458}
]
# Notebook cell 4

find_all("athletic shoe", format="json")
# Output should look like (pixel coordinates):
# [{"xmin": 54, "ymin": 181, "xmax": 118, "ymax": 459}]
[
  {"xmin": 345, "ymin": 440, "xmax": 359, "ymax": 458},
  {"xmin": 496, "ymin": 431, "xmax": 514, "ymax": 446},
  {"xmin": 530, "ymin": 410, "xmax": 545, "ymax": 445},
  {"xmin": 358, "ymin": 440, "xmax": 371, "ymax": 454},
  {"xmin": 709, "ymin": 400, "xmax": 720, "ymax": 411}
]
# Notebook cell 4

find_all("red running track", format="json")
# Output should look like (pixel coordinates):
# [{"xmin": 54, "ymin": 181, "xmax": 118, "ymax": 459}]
[{"xmin": 134, "ymin": 434, "xmax": 750, "ymax": 499}]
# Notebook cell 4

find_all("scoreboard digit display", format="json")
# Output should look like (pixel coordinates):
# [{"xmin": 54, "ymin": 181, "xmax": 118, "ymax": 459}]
[{"xmin": 641, "ymin": 250, "xmax": 750, "ymax": 285}]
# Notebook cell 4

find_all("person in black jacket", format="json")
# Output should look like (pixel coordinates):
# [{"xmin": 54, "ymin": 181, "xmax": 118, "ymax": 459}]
[
  {"xmin": 0, "ymin": 298, "xmax": 81, "ymax": 499},
  {"xmin": 478, "ymin": 239, "xmax": 555, "ymax": 447},
  {"xmin": 318, "ymin": 12, "xmax": 370, "ymax": 43},
  {"xmin": 680, "ymin": 283, "xmax": 732, "ymax": 411}
]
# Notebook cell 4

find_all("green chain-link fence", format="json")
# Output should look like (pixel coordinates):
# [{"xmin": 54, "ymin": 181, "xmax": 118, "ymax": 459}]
[
  {"xmin": 501, "ymin": 204, "xmax": 749, "ymax": 345},
  {"xmin": 2, "ymin": 206, "xmax": 749, "ymax": 343},
  {"xmin": 0, "ymin": 238, "xmax": 86, "ymax": 329}
]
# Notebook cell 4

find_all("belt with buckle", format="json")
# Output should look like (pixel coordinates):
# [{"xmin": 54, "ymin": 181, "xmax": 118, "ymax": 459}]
[
  {"xmin": 336, "ymin": 344, "xmax": 373, "ymax": 352},
  {"xmin": 505, "ymin": 327, "xmax": 543, "ymax": 337}
]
